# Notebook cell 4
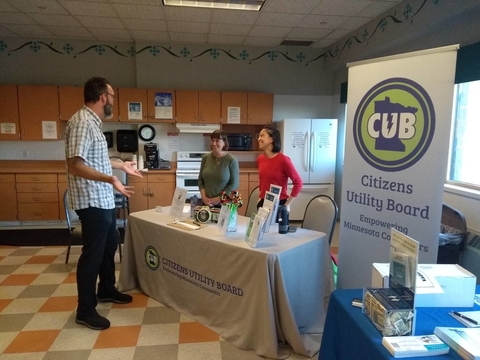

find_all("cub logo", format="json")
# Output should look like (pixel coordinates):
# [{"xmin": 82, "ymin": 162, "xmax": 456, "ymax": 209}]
[
  {"xmin": 353, "ymin": 78, "xmax": 435, "ymax": 172},
  {"xmin": 145, "ymin": 246, "xmax": 159, "ymax": 271}
]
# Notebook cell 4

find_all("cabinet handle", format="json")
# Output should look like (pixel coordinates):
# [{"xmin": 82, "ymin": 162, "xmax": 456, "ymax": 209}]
[
  {"xmin": 149, "ymin": 188, "xmax": 154, "ymax": 196},
  {"xmin": 33, "ymin": 196, "xmax": 42, "ymax": 201},
  {"xmin": 32, "ymin": 186, "xmax": 42, "ymax": 191},
  {"xmin": 31, "ymin": 176, "xmax": 41, "ymax": 181}
]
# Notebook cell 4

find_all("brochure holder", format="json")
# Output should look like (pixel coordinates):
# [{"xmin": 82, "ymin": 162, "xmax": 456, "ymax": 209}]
[
  {"xmin": 169, "ymin": 187, "xmax": 188, "ymax": 220},
  {"xmin": 363, "ymin": 229, "xmax": 419, "ymax": 336},
  {"xmin": 262, "ymin": 191, "xmax": 279, "ymax": 233}
]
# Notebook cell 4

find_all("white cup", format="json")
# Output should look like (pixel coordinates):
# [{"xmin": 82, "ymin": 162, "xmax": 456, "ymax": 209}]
[
  {"xmin": 132, "ymin": 155, "xmax": 137, "ymax": 170},
  {"xmin": 138, "ymin": 155, "xmax": 144, "ymax": 170}
]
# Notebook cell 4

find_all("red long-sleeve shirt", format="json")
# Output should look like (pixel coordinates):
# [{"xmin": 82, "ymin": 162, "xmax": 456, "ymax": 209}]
[{"xmin": 257, "ymin": 153, "xmax": 303, "ymax": 201}]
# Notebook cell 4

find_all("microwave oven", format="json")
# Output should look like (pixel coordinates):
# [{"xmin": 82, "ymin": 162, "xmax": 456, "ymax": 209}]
[{"xmin": 227, "ymin": 133, "xmax": 253, "ymax": 151}]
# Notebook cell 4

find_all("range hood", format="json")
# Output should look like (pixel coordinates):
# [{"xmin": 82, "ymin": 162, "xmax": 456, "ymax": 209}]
[{"xmin": 176, "ymin": 123, "xmax": 220, "ymax": 133}]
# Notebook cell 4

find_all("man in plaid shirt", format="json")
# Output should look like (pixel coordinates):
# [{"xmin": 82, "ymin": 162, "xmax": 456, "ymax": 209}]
[{"xmin": 65, "ymin": 77, "xmax": 143, "ymax": 330}]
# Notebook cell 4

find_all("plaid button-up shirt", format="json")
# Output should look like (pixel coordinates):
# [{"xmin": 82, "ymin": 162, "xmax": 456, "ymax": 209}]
[{"xmin": 65, "ymin": 105, "xmax": 114, "ymax": 210}]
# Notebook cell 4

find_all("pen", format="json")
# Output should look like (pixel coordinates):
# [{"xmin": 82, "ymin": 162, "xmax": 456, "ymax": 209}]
[{"xmin": 453, "ymin": 311, "xmax": 479, "ymax": 325}]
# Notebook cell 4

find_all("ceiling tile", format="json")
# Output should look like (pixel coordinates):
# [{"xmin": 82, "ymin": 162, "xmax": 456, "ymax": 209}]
[
  {"xmin": 94, "ymin": 28, "xmax": 132, "ymax": 40},
  {"xmin": 27, "ymin": 13, "xmax": 81, "ymax": 27},
  {"xmin": 210, "ymin": 23, "xmax": 251, "ymax": 36},
  {"xmin": 208, "ymin": 34, "xmax": 245, "ymax": 45},
  {"xmin": 45, "ymin": 25, "xmax": 95, "ymax": 39},
  {"xmin": 311, "ymin": 39, "xmax": 336, "ymax": 48},
  {"xmin": 0, "ymin": 0, "xmax": 19, "ymax": 12},
  {"xmin": 211, "ymin": 9, "xmax": 259, "ymax": 25},
  {"xmin": 58, "ymin": 1, "xmax": 116, "ymax": 17},
  {"xmin": 129, "ymin": 29, "xmax": 169, "ymax": 41},
  {"xmin": 122, "ymin": 18, "xmax": 166, "ymax": 31},
  {"xmin": 255, "ymin": 12, "xmax": 305, "ymax": 27},
  {"xmin": 262, "ymin": 0, "xmax": 322, "ymax": 15},
  {"xmin": 169, "ymin": 32, "xmax": 208, "ymax": 43},
  {"xmin": 298, "ymin": 14, "xmax": 350, "ymax": 29},
  {"xmin": 0, "ymin": 25, "xmax": 18, "ymax": 36},
  {"xmin": 109, "ymin": 0, "xmax": 161, "ymax": 4},
  {"xmin": 163, "ymin": 6, "xmax": 212, "ymax": 22},
  {"xmin": 312, "ymin": 0, "xmax": 374, "ymax": 16},
  {"xmin": 324, "ymin": 28, "xmax": 352, "ymax": 40},
  {"xmin": 287, "ymin": 27, "xmax": 332, "ymax": 40},
  {"xmin": 2, "ymin": 23, "xmax": 55, "ymax": 37},
  {"xmin": 243, "ymin": 36, "xmax": 282, "ymax": 47},
  {"xmin": 249, "ymin": 25, "xmax": 292, "ymax": 38},
  {"xmin": 167, "ymin": 21, "xmax": 209, "ymax": 34},
  {"xmin": 339, "ymin": 16, "xmax": 371, "ymax": 30},
  {"xmin": 111, "ymin": 3, "xmax": 163, "ymax": 19},
  {"xmin": 0, "ymin": 12, "xmax": 37, "ymax": 25},
  {"xmin": 76, "ymin": 16, "xmax": 125, "ymax": 29},
  {"xmin": 358, "ymin": 1, "xmax": 398, "ymax": 17},
  {"xmin": 7, "ymin": 0, "xmax": 69, "ymax": 14}
]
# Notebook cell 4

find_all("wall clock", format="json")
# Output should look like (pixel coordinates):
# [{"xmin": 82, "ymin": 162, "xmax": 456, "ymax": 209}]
[{"xmin": 138, "ymin": 124, "xmax": 156, "ymax": 141}]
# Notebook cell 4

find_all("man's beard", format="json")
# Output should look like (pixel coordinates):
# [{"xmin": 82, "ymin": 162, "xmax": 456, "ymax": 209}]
[{"xmin": 104, "ymin": 102, "xmax": 113, "ymax": 120}]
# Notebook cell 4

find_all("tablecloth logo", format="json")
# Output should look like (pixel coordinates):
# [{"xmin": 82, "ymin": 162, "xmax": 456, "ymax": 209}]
[
  {"xmin": 145, "ymin": 246, "xmax": 159, "ymax": 271},
  {"xmin": 353, "ymin": 77, "xmax": 435, "ymax": 172}
]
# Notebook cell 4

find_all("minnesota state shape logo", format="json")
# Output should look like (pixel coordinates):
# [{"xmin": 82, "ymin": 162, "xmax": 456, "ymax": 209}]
[{"xmin": 353, "ymin": 77, "xmax": 435, "ymax": 172}]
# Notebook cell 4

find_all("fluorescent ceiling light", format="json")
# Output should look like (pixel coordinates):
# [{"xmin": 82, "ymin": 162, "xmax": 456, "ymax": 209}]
[{"xmin": 163, "ymin": 0, "xmax": 266, "ymax": 11}]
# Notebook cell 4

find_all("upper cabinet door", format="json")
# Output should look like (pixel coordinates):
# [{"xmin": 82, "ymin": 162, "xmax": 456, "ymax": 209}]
[
  {"xmin": 147, "ymin": 89, "xmax": 175, "ymax": 123},
  {"xmin": 176, "ymin": 90, "xmax": 199, "ymax": 123},
  {"xmin": 199, "ymin": 91, "xmax": 221, "ymax": 123},
  {"xmin": 118, "ymin": 88, "xmax": 147, "ymax": 122},
  {"xmin": 221, "ymin": 91, "xmax": 248, "ymax": 124},
  {"xmin": 18, "ymin": 85, "xmax": 60, "ymax": 140},
  {"xmin": 58, "ymin": 86, "xmax": 83, "ymax": 122},
  {"xmin": 247, "ymin": 93, "xmax": 273, "ymax": 124},
  {"xmin": 0, "ymin": 85, "xmax": 20, "ymax": 140}
]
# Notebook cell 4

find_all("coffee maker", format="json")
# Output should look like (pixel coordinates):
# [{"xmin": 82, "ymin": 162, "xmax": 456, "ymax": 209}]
[{"xmin": 144, "ymin": 143, "xmax": 159, "ymax": 169}]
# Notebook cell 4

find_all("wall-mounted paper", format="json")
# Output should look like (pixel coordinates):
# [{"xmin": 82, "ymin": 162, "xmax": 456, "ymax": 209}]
[
  {"xmin": 42, "ymin": 121, "xmax": 57, "ymax": 139},
  {"xmin": 128, "ymin": 102, "xmax": 142, "ymax": 120}
]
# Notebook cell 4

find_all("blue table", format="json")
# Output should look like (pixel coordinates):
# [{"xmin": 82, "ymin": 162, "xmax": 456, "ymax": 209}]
[{"xmin": 319, "ymin": 286, "xmax": 480, "ymax": 360}]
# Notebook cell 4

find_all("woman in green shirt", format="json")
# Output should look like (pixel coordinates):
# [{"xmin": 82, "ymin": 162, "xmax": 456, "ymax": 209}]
[{"xmin": 198, "ymin": 130, "xmax": 239, "ymax": 207}]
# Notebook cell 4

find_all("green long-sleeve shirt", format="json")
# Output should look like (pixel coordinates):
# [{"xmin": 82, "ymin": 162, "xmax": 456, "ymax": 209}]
[{"xmin": 198, "ymin": 152, "xmax": 239, "ymax": 198}]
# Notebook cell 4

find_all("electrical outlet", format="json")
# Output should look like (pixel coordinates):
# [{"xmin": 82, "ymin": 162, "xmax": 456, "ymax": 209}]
[{"xmin": 23, "ymin": 150, "xmax": 29, "ymax": 158}]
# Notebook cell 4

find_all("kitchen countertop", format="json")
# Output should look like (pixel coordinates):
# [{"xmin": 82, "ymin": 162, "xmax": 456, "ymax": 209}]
[{"xmin": 0, "ymin": 160, "xmax": 258, "ymax": 174}]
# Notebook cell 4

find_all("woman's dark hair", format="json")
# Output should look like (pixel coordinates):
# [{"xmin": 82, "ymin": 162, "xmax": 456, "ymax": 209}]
[
  {"xmin": 211, "ymin": 130, "xmax": 229, "ymax": 151},
  {"xmin": 84, "ymin": 77, "xmax": 110, "ymax": 104},
  {"xmin": 262, "ymin": 125, "xmax": 281, "ymax": 153}
]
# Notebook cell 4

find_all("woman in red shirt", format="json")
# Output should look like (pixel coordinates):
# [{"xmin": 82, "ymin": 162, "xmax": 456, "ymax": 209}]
[{"xmin": 256, "ymin": 125, "xmax": 303, "ymax": 209}]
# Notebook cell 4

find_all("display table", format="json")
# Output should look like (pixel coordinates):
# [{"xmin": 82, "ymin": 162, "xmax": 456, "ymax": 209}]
[
  {"xmin": 118, "ymin": 209, "xmax": 334, "ymax": 359},
  {"xmin": 319, "ymin": 287, "xmax": 480, "ymax": 360}
]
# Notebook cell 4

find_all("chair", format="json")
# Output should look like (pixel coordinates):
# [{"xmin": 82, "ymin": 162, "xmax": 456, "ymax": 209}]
[
  {"xmin": 64, "ymin": 189, "xmax": 123, "ymax": 263},
  {"xmin": 64, "ymin": 189, "xmax": 82, "ymax": 264},
  {"xmin": 301, "ymin": 194, "xmax": 339, "ymax": 266},
  {"xmin": 245, "ymin": 186, "xmax": 259, "ymax": 218},
  {"xmin": 109, "ymin": 156, "xmax": 129, "ymax": 230}
]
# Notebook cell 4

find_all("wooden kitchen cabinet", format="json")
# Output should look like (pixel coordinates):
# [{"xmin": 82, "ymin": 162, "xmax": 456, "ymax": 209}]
[
  {"xmin": 221, "ymin": 92, "xmax": 272, "ymax": 125},
  {"xmin": 237, "ymin": 173, "xmax": 249, "ymax": 216},
  {"xmin": 246, "ymin": 93, "xmax": 273, "ymax": 124},
  {"xmin": 16, "ymin": 173, "xmax": 59, "ymax": 221},
  {"xmin": 127, "ymin": 172, "xmax": 175, "ymax": 211},
  {"xmin": 118, "ymin": 88, "xmax": 175, "ymax": 123},
  {"xmin": 58, "ymin": 86, "xmax": 84, "ymax": 121},
  {"xmin": 0, "ymin": 174, "xmax": 18, "ymax": 221},
  {"xmin": 0, "ymin": 85, "xmax": 20, "ymax": 140},
  {"xmin": 248, "ymin": 172, "xmax": 259, "ymax": 202},
  {"xmin": 18, "ymin": 85, "xmax": 60, "ymax": 140},
  {"xmin": 58, "ymin": 173, "xmax": 67, "ymax": 220},
  {"xmin": 176, "ymin": 90, "xmax": 221, "ymax": 123}
]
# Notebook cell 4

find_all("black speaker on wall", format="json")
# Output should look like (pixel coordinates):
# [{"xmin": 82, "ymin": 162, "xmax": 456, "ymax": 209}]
[
  {"xmin": 104, "ymin": 132, "xmax": 113, "ymax": 148},
  {"xmin": 116, "ymin": 130, "xmax": 138, "ymax": 153}
]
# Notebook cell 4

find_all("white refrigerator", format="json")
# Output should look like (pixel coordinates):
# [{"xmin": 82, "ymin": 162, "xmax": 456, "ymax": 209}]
[{"xmin": 276, "ymin": 119, "xmax": 337, "ymax": 220}]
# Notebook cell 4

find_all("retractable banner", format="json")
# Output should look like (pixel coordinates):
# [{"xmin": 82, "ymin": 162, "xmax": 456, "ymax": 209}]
[{"xmin": 337, "ymin": 45, "xmax": 458, "ymax": 289}]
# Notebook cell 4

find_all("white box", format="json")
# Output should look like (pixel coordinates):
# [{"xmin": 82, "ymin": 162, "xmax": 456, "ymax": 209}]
[{"xmin": 372, "ymin": 263, "xmax": 477, "ymax": 307}]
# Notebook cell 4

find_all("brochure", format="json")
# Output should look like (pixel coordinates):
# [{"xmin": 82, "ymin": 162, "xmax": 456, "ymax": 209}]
[
  {"xmin": 382, "ymin": 334, "xmax": 450, "ymax": 358},
  {"xmin": 262, "ymin": 191, "xmax": 279, "ymax": 232},
  {"xmin": 434, "ymin": 327, "xmax": 480, "ymax": 360},
  {"xmin": 169, "ymin": 187, "xmax": 188, "ymax": 218}
]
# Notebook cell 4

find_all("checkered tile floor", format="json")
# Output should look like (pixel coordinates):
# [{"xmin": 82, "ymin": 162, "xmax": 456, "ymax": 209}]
[{"xmin": 0, "ymin": 245, "xmax": 319, "ymax": 360}]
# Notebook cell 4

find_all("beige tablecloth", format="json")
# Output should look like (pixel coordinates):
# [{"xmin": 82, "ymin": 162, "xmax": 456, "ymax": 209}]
[{"xmin": 118, "ymin": 209, "xmax": 334, "ymax": 359}]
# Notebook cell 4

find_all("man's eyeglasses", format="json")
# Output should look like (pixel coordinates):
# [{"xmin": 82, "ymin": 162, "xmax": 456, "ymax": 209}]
[{"xmin": 104, "ymin": 92, "xmax": 116, "ymax": 100}]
